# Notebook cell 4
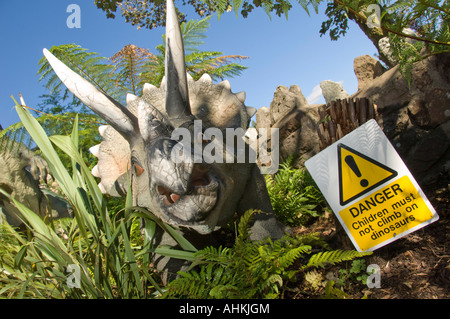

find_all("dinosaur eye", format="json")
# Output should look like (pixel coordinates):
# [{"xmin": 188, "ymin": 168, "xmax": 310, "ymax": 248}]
[
  {"xmin": 133, "ymin": 163, "xmax": 145, "ymax": 176},
  {"xmin": 131, "ymin": 157, "xmax": 145, "ymax": 176}
]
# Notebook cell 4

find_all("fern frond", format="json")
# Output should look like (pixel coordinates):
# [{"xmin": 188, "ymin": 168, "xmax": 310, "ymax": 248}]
[
  {"xmin": 209, "ymin": 284, "xmax": 241, "ymax": 299},
  {"xmin": 109, "ymin": 44, "xmax": 155, "ymax": 95},
  {"xmin": 235, "ymin": 209, "xmax": 253, "ymax": 238},
  {"xmin": 277, "ymin": 244, "xmax": 311, "ymax": 268},
  {"xmin": 303, "ymin": 250, "xmax": 372, "ymax": 270},
  {"xmin": 323, "ymin": 280, "xmax": 350, "ymax": 299},
  {"xmin": 180, "ymin": 16, "xmax": 212, "ymax": 52},
  {"xmin": 266, "ymin": 157, "xmax": 326, "ymax": 226},
  {"xmin": 37, "ymin": 44, "xmax": 120, "ymax": 101}
]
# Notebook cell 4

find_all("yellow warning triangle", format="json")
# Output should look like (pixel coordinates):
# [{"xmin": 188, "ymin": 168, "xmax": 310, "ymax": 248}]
[{"xmin": 338, "ymin": 144, "xmax": 397, "ymax": 205}]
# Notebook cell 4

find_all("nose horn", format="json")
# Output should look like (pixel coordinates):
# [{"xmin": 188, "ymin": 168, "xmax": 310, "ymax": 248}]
[{"xmin": 165, "ymin": 0, "xmax": 192, "ymax": 121}]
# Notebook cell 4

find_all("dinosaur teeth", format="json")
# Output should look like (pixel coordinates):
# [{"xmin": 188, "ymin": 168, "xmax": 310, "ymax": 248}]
[{"xmin": 157, "ymin": 185, "xmax": 180, "ymax": 205}]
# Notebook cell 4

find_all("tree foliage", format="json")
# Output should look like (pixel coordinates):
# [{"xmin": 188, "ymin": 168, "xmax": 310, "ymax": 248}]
[
  {"xmin": 94, "ymin": 0, "xmax": 321, "ymax": 29},
  {"xmin": 319, "ymin": 1, "xmax": 450, "ymax": 68},
  {"xmin": 95, "ymin": 0, "xmax": 213, "ymax": 29},
  {"xmin": 37, "ymin": 17, "xmax": 247, "ymax": 99},
  {"xmin": 94, "ymin": 0, "xmax": 450, "ymax": 71}
]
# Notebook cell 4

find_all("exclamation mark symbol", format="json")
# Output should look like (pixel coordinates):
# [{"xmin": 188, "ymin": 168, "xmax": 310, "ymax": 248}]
[{"xmin": 345, "ymin": 155, "xmax": 369, "ymax": 187}]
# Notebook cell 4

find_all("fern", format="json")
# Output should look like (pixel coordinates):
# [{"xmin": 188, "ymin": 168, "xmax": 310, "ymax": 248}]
[
  {"xmin": 323, "ymin": 280, "xmax": 350, "ymax": 299},
  {"xmin": 303, "ymin": 249, "xmax": 372, "ymax": 270},
  {"xmin": 37, "ymin": 44, "xmax": 120, "ymax": 101},
  {"xmin": 164, "ymin": 210, "xmax": 312, "ymax": 299},
  {"xmin": 186, "ymin": 51, "xmax": 248, "ymax": 81},
  {"xmin": 164, "ymin": 209, "xmax": 371, "ymax": 299},
  {"xmin": 266, "ymin": 156, "xmax": 326, "ymax": 226},
  {"xmin": 141, "ymin": 16, "xmax": 248, "ymax": 85},
  {"xmin": 109, "ymin": 44, "xmax": 156, "ymax": 96}
]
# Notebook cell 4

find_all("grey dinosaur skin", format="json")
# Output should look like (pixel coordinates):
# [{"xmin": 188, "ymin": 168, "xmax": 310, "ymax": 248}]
[
  {"xmin": 43, "ymin": 0, "xmax": 287, "ymax": 282},
  {"xmin": 0, "ymin": 133, "xmax": 73, "ymax": 227}
]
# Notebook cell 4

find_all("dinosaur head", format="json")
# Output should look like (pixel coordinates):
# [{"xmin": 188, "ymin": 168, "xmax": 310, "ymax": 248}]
[{"xmin": 43, "ymin": 0, "xmax": 260, "ymax": 234}]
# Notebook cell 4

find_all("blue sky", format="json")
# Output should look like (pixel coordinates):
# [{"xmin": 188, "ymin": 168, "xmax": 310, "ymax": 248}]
[{"xmin": 0, "ymin": 0, "xmax": 377, "ymax": 130}]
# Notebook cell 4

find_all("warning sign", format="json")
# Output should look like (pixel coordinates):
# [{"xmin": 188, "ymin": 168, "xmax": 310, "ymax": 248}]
[
  {"xmin": 338, "ymin": 144, "xmax": 397, "ymax": 205},
  {"xmin": 305, "ymin": 120, "xmax": 439, "ymax": 252},
  {"xmin": 339, "ymin": 175, "xmax": 435, "ymax": 251}
]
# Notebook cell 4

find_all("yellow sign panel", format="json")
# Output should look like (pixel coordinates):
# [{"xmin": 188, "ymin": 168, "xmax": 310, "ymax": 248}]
[
  {"xmin": 339, "ymin": 175, "xmax": 435, "ymax": 251},
  {"xmin": 338, "ymin": 144, "xmax": 397, "ymax": 205}
]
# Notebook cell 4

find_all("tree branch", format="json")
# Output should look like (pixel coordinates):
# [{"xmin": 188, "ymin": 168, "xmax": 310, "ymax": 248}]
[{"xmin": 334, "ymin": 0, "xmax": 450, "ymax": 46}]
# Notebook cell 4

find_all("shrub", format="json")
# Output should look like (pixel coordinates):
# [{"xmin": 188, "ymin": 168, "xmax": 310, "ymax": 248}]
[{"xmin": 266, "ymin": 157, "xmax": 327, "ymax": 226}]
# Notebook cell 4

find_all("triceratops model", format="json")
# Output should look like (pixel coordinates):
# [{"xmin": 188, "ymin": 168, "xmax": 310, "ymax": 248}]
[
  {"xmin": 0, "ymin": 131, "xmax": 73, "ymax": 228},
  {"xmin": 43, "ymin": 0, "xmax": 287, "ymax": 280}
]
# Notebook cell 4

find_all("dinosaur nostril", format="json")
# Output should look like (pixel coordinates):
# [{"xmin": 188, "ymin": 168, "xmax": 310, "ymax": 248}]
[{"xmin": 190, "ymin": 164, "xmax": 210, "ymax": 187}]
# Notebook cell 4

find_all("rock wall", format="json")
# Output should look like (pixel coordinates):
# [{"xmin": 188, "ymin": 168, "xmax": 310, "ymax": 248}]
[{"xmin": 352, "ymin": 53, "xmax": 450, "ymax": 184}]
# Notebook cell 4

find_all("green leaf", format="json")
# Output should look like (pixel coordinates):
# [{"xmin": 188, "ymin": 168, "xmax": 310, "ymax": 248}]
[
  {"xmin": 14, "ymin": 103, "xmax": 76, "ymax": 201},
  {"xmin": 14, "ymin": 245, "xmax": 28, "ymax": 270},
  {"xmin": 128, "ymin": 208, "xmax": 197, "ymax": 253},
  {"xmin": 120, "ymin": 221, "xmax": 144, "ymax": 296}
]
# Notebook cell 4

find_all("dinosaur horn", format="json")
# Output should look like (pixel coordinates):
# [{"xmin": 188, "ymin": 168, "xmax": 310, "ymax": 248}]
[
  {"xmin": 165, "ymin": 0, "xmax": 192, "ymax": 120},
  {"xmin": 43, "ymin": 48, "xmax": 139, "ymax": 143}
]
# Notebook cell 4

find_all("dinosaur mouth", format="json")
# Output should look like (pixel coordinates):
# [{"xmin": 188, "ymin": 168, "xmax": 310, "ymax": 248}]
[{"xmin": 155, "ymin": 164, "xmax": 220, "ymax": 224}]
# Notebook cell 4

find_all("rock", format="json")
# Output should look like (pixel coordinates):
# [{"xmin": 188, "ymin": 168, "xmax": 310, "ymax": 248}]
[
  {"xmin": 320, "ymin": 80, "xmax": 349, "ymax": 104},
  {"xmin": 255, "ymin": 85, "xmax": 320, "ymax": 168},
  {"xmin": 352, "ymin": 52, "xmax": 450, "ymax": 184},
  {"xmin": 353, "ymin": 55, "xmax": 385, "ymax": 90},
  {"xmin": 255, "ymin": 106, "xmax": 271, "ymax": 129},
  {"xmin": 269, "ymin": 85, "xmax": 308, "ymax": 124},
  {"xmin": 272, "ymin": 106, "xmax": 320, "ymax": 167},
  {"xmin": 378, "ymin": 28, "xmax": 418, "ymax": 67}
]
